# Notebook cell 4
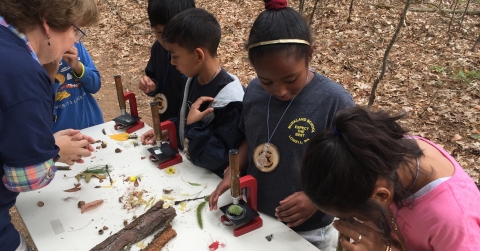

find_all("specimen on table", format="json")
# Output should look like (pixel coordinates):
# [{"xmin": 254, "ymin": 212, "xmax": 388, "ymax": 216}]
[{"xmin": 90, "ymin": 201, "xmax": 176, "ymax": 251}]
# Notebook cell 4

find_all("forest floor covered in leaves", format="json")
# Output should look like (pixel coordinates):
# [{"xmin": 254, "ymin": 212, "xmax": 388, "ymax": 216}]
[{"xmin": 11, "ymin": 0, "xmax": 480, "ymax": 249}]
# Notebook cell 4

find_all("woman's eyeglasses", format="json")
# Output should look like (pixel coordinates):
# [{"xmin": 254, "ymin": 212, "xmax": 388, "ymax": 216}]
[{"xmin": 72, "ymin": 24, "xmax": 87, "ymax": 41}]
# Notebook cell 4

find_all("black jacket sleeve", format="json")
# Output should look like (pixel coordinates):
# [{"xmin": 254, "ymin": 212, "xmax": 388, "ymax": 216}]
[
  {"xmin": 185, "ymin": 102, "xmax": 245, "ymax": 176},
  {"xmin": 145, "ymin": 43, "xmax": 161, "ymax": 97}
]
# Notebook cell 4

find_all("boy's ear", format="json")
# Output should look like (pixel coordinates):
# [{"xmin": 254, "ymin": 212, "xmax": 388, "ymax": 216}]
[{"xmin": 195, "ymin": 48, "xmax": 205, "ymax": 63}]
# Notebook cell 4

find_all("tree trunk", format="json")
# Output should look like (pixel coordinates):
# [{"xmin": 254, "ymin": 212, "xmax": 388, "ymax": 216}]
[
  {"xmin": 368, "ymin": 0, "xmax": 412, "ymax": 106},
  {"xmin": 90, "ymin": 201, "xmax": 176, "ymax": 251}
]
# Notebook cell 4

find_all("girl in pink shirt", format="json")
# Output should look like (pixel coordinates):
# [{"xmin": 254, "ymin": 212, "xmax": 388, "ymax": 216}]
[{"xmin": 300, "ymin": 106, "xmax": 480, "ymax": 251}]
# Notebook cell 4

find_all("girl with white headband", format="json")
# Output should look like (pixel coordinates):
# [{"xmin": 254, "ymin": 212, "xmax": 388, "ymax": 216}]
[{"xmin": 209, "ymin": 0, "xmax": 354, "ymax": 249}]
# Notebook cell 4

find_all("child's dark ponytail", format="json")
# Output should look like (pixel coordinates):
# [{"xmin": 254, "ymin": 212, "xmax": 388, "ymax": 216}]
[
  {"xmin": 300, "ymin": 106, "xmax": 423, "ymax": 245},
  {"xmin": 246, "ymin": 0, "xmax": 312, "ymax": 65}
]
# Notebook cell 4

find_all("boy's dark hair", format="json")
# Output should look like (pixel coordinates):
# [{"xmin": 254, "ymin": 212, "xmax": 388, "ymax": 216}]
[
  {"xmin": 162, "ymin": 8, "xmax": 221, "ymax": 56},
  {"xmin": 300, "ymin": 106, "xmax": 423, "ymax": 245},
  {"xmin": 246, "ymin": 0, "xmax": 312, "ymax": 65},
  {"xmin": 147, "ymin": 0, "xmax": 195, "ymax": 27}
]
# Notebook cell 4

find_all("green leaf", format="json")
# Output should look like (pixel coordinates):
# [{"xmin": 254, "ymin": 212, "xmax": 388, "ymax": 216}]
[
  {"xmin": 188, "ymin": 182, "xmax": 202, "ymax": 186},
  {"xmin": 196, "ymin": 201, "xmax": 207, "ymax": 229},
  {"xmin": 470, "ymin": 134, "xmax": 480, "ymax": 139}
]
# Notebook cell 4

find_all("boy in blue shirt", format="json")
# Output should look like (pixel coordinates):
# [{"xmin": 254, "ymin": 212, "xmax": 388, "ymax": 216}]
[
  {"xmin": 53, "ymin": 41, "xmax": 104, "ymax": 133},
  {"xmin": 142, "ymin": 8, "xmax": 245, "ymax": 177},
  {"xmin": 138, "ymin": 0, "xmax": 195, "ymax": 121}
]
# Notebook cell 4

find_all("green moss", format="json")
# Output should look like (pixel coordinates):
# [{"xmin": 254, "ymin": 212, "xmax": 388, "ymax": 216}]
[{"xmin": 227, "ymin": 204, "xmax": 243, "ymax": 216}]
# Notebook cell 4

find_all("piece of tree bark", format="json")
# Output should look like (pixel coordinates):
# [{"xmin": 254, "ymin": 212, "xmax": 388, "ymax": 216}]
[
  {"xmin": 369, "ymin": 0, "xmax": 412, "ymax": 106},
  {"xmin": 90, "ymin": 201, "xmax": 176, "ymax": 251},
  {"xmin": 141, "ymin": 225, "xmax": 177, "ymax": 251}
]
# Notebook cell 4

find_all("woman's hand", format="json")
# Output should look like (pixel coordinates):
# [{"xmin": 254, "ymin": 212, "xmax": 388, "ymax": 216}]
[
  {"xmin": 208, "ymin": 168, "xmax": 231, "ymax": 211},
  {"xmin": 333, "ymin": 219, "xmax": 394, "ymax": 251},
  {"xmin": 186, "ymin": 96, "xmax": 214, "ymax": 125},
  {"xmin": 54, "ymin": 130, "xmax": 95, "ymax": 165},
  {"xmin": 275, "ymin": 192, "xmax": 318, "ymax": 227}
]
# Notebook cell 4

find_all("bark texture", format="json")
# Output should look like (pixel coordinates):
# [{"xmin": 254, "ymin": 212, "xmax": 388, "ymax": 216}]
[
  {"xmin": 140, "ymin": 225, "xmax": 177, "ymax": 251},
  {"xmin": 90, "ymin": 201, "xmax": 176, "ymax": 251}
]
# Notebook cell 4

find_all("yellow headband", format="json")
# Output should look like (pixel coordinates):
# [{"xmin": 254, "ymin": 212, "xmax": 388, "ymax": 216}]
[{"xmin": 247, "ymin": 39, "xmax": 310, "ymax": 50}]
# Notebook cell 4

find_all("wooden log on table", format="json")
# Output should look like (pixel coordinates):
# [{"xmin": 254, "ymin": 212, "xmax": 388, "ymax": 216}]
[{"xmin": 90, "ymin": 201, "xmax": 176, "ymax": 251}]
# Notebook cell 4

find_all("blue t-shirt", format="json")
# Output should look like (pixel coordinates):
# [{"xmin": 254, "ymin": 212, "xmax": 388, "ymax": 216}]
[
  {"xmin": 52, "ymin": 41, "xmax": 103, "ymax": 133},
  {"xmin": 0, "ymin": 26, "xmax": 59, "ymax": 251}
]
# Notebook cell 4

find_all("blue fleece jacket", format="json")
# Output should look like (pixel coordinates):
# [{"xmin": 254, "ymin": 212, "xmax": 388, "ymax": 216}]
[{"xmin": 52, "ymin": 41, "xmax": 103, "ymax": 133}]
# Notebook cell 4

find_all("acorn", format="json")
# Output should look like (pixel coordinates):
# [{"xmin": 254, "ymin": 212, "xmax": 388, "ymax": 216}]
[
  {"xmin": 98, "ymin": 229, "xmax": 104, "ymax": 235},
  {"xmin": 78, "ymin": 201, "xmax": 85, "ymax": 208},
  {"xmin": 38, "ymin": 201, "xmax": 44, "ymax": 207}
]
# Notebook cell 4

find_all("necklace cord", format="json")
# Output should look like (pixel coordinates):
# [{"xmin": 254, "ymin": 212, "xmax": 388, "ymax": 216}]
[
  {"xmin": 266, "ymin": 73, "xmax": 309, "ymax": 143},
  {"xmin": 389, "ymin": 157, "xmax": 419, "ymax": 251}
]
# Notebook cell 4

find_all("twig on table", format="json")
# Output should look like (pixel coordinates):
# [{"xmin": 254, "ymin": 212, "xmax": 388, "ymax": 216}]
[{"xmin": 174, "ymin": 196, "xmax": 207, "ymax": 205}]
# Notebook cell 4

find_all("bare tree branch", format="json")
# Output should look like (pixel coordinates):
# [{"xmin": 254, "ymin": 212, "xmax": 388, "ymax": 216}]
[
  {"xmin": 448, "ymin": 0, "xmax": 460, "ymax": 33},
  {"xmin": 460, "ymin": 0, "xmax": 472, "ymax": 28},
  {"xmin": 299, "ymin": 0, "xmax": 306, "ymax": 14},
  {"xmin": 472, "ymin": 34, "xmax": 480, "ymax": 51},
  {"xmin": 309, "ymin": 0, "xmax": 321, "ymax": 25},
  {"xmin": 414, "ymin": 7, "xmax": 479, "ymax": 14},
  {"xmin": 375, "ymin": 4, "xmax": 480, "ymax": 14},
  {"xmin": 368, "ymin": 0, "xmax": 412, "ymax": 106},
  {"xmin": 419, "ymin": 86, "xmax": 440, "ymax": 118},
  {"xmin": 347, "ymin": 0, "xmax": 355, "ymax": 23}
]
